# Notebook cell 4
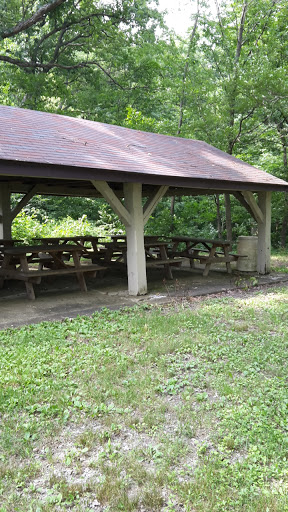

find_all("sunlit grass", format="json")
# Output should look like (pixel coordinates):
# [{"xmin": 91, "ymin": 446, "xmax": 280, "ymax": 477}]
[
  {"xmin": 1, "ymin": 289, "xmax": 288, "ymax": 510},
  {"xmin": 271, "ymin": 249, "xmax": 288, "ymax": 273}
]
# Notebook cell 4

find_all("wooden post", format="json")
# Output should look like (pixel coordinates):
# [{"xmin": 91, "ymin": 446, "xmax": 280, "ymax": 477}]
[
  {"xmin": 91, "ymin": 181, "xmax": 169, "ymax": 296},
  {"xmin": 0, "ymin": 184, "xmax": 11, "ymax": 239},
  {"xmin": 124, "ymin": 183, "xmax": 147, "ymax": 296},
  {"xmin": 257, "ymin": 191, "xmax": 271, "ymax": 274}
]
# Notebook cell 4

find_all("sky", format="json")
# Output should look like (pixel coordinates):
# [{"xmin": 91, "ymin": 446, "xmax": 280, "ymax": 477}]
[
  {"xmin": 157, "ymin": 0, "xmax": 200, "ymax": 35},
  {"xmin": 156, "ymin": 0, "xmax": 216, "ymax": 35}
]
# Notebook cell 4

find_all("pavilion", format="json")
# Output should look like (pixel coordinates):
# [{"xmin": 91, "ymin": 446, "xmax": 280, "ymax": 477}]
[{"xmin": 0, "ymin": 105, "xmax": 288, "ymax": 295}]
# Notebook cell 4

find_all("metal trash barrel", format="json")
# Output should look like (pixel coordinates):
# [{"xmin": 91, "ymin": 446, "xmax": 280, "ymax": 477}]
[{"xmin": 236, "ymin": 236, "xmax": 258, "ymax": 272}]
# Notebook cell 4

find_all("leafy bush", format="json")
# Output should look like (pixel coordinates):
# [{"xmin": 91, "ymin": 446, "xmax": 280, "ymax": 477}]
[
  {"xmin": 12, "ymin": 209, "xmax": 48, "ymax": 243},
  {"xmin": 11, "ymin": 210, "xmax": 121, "ymax": 244}
]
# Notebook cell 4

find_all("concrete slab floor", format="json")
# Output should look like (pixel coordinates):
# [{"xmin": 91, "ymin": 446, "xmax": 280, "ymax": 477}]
[{"xmin": 0, "ymin": 264, "xmax": 288, "ymax": 330}]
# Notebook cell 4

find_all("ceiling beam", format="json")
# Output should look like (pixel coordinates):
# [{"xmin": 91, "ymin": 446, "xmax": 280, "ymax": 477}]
[
  {"xmin": 1, "ymin": 161, "xmax": 286, "ymax": 192},
  {"xmin": 5, "ymin": 181, "xmax": 237, "ymax": 198}
]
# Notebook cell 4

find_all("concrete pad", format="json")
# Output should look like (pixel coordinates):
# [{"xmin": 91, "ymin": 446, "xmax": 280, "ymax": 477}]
[{"xmin": 1, "ymin": 265, "xmax": 288, "ymax": 330}]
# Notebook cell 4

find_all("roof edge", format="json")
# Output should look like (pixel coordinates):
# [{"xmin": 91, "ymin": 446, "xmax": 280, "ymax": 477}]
[{"xmin": 1, "ymin": 160, "xmax": 288, "ymax": 193}]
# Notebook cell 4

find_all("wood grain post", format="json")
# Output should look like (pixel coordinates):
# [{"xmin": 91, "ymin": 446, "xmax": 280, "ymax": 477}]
[
  {"xmin": 257, "ymin": 191, "xmax": 271, "ymax": 274},
  {"xmin": 124, "ymin": 183, "xmax": 147, "ymax": 296}
]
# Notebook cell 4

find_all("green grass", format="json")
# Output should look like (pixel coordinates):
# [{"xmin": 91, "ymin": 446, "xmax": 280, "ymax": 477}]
[
  {"xmin": 271, "ymin": 250, "xmax": 288, "ymax": 273},
  {"xmin": 1, "ymin": 288, "xmax": 288, "ymax": 511}
]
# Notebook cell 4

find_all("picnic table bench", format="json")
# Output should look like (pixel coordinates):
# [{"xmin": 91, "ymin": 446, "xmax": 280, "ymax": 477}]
[
  {"xmin": 0, "ymin": 244, "xmax": 106, "ymax": 300},
  {"xmin": 144, "ymin": 241, "xmax": 182, "ymax": 279},
  {"xmin": 169, "ymin": 236, "xmax": 247, "ymax": 276},
  {"xmin": 0, "ymin": 239, "xmax": 23, "ymax": 261}
]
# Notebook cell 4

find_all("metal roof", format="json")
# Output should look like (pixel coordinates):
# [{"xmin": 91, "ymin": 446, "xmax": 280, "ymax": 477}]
[{"xmin": 0, "ymin": 105, "xmax": 287, "ymax": 192}]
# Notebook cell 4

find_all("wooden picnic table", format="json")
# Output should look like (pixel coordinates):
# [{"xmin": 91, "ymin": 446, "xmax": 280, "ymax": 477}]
[
  {"xmin": 109, "ymin": 235, "xmax": 127, "ymax": 243},
  {"xmin": 99, "ymin": 240, "xmax": 182, "ymax": 279},
  {"xmin": 109, "ymin": 235, "xmax": 167, "ymax": 243},
  {"xmin": 0, "ymin": 244, "xmax": 106, "ymax": 300},
  {"xmin": 169, "ymin": 236, "xmax": 246, "ymax": 277},
  {"xmin": 0, "ymin": 239, "xmax": 23, "ymax": 260},
  {"xmin": 33, "ymin": 236, "xmax": 104, "ymax": 254}
]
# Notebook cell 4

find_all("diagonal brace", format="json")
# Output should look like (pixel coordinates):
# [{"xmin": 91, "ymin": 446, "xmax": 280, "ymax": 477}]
[
  {"xmin": 241, "ymin": 191, "xmax": 264, "ymax": 224},
  {"xmin": 143, "ymin": 186, "xmax": 169, "ymax": 225},
  {"xmin": 91, "ymin": 180, "xmax": 132, "ymax": 227},
  {"xmin": 11, "ymin": 185, "xmax": 39, "ymax": 221}
]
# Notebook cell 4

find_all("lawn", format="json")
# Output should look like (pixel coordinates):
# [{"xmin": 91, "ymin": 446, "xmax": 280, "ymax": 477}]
[
  {"xmin": 1, "ymin": 286, "xmax": 288, "ymax": 511},
  {"xmin": 271, "ymin": 250, "xmax": 288, "ymax": 273}
]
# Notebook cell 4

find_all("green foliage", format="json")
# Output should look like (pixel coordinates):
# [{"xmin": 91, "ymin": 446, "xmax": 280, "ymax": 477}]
[
  {"xmin": 11, "ymin": 195, "xmax": 103, "ymax": 222},
  {"xmin": 124, "ymin": 106, "xmax": 158, "ymax": 132},
  {"xmin": 11, "ymin": 209, "xmax": 120, "ymax": 244},
  {"xmin": 146, "ymin": 196, "xmax": 219, "ymax": 238},
  {"xmin": 1, "ymin": 0, "xmax": 288, "ymax": 246}
]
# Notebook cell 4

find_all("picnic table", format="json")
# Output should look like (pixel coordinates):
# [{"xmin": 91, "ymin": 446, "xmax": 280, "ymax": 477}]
[
  {"xmin": 98, "ymin": 240, "xmax": 182, "ymax": 279},
  {"xmin": 0, "ymin": 244, "xmax": 106, "ymax": 300},
  {"xmin": 0, "ymin": 239, "xmax": 23, "ymax": 260},
  {"xmin": 108, "ymin": 235, "xmax": 167, "ymax": 243},
  {"xmin": 33, "ymin": 236, "xmax": 104, "ymax": 254},
  {"xmin": 169, "ymin": 236, "xmax": 246, "ymax": 277}
]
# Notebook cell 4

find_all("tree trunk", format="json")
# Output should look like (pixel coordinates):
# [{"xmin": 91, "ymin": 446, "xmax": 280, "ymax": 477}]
[
  {"xmin": 280, "ymin": 143, "xmax": 288, "ymax": 247},
  {"xmin": 170, "ymin": 195, "xmax": 175, "ymax": 233},
  {"xmin": 177, "ymin": 0, "xmax": 199, "ymax": 137},
  {"xmin": 173, "ymin": 1, "xmax": 199, "ymax": 234},
  {"xmin": 224, "ymin": 193, "xmax": 232, "ymax": 246},
  {"xmin": 216, "ymin": 1, "xmax": 248, "ymax": 244},
  {"xmin": 215, "ymin": 194, "xmax": 223, "ymax": 238},
  {"xmin": 280, "ymin": 194, "xmax": 288, "ymax": 247}
]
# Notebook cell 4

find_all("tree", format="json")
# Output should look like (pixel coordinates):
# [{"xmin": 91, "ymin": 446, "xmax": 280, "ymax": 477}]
[
  {"xmin": 179, "ymin": 0, "xmax": 288, "ymax": 241},
  {"xmin": 0, "ymin": 1, "xmax": 161, "ymax": 73},
  {"xmin": 0, "ymin": 0, "xmax": 166, "ymax": 119}
]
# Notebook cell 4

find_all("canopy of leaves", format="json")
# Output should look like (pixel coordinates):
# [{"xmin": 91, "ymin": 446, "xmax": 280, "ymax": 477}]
[{"xmin": 1, "ymin": 0, "xmax": 288, "ymax": 246}]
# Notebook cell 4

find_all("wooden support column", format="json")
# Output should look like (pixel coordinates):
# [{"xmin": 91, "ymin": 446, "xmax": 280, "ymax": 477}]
[
  {"xmin": 91, "ymin": 181, "xmax": 169, "ymax": 296},
  {"xmin": 257, "ymin": 191, "xmax": 271, "ymax": 274},
  {"xmin": 91, "ymin": 180, "xmax": 146, "ymax": 296},
  {"xmin": 0, "ymin": 184, "xmax": 11, "ymax": 239},
  {"xmin": 124, "ymin": 183, "xmax": 147, "ymax": 296}
]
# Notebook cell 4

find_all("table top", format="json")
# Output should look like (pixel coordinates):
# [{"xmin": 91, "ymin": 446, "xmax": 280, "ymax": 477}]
[
  {"xmin": 0, "ymin": 239, "xmax": 23, "ymax": 244},
  {"xmin": 104, "ymin": 241, "xmax": 169, "ymax": 248},
  {"xmin": 3, "ymin": 244, "xmax": 84, "ymax": 255},
  {"xmin": 109, "ymin": 235, "xmax": 166, "ymax": 240},
  {"xmin": 171, "ymin": 236, "xmax": 230, "ymax": 246},
  {"xmin": 33, "ymin": 236, "xmax": 103, "ymax": 242}
]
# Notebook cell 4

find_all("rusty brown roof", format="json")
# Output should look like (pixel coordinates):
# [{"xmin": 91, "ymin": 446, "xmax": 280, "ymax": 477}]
[{"xmin": 0, "ymin": 105, "xmax": 287, "ymax": 191}]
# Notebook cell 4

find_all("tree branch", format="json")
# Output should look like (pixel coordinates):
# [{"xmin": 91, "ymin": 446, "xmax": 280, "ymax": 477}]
[
  {"xmin": 177, "ymin": 0, "xmax": 200, "ymax": 135},
  {"xmin": 0, "ymin": 54, "xmax": 125, "ymax": 88},
  {"xmin": 243, "ymin": 0, "xmax": 279, "ymax": 63},
  {"xmin": 235, "ymin": 1, "xmax": 248, "ymax": 64},
  {"xmin": 229, "ymin": 107, "xmax": 256, "ymax": 152},
  {"xmin": 1, "ymin": 0, "xmax": 67, "ymax": 39}
]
